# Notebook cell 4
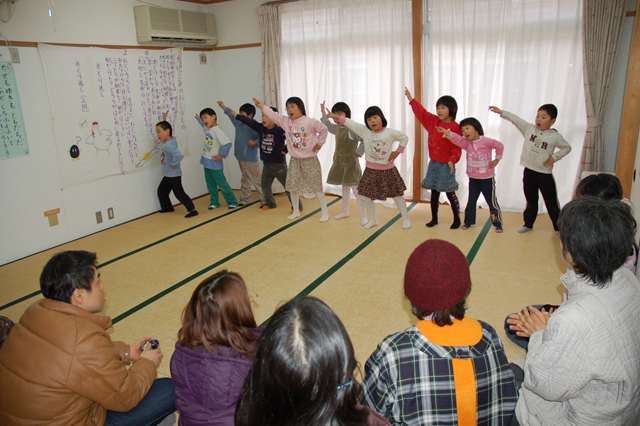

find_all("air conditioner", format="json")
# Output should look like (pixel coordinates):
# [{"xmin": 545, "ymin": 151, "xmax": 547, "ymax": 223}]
[{"xmin": 134, "ymin": 6, "xmax": 217, "ymax": 46}]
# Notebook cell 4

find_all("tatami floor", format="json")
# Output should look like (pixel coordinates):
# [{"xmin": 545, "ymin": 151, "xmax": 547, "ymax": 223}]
[{"xmin": 0, "ymin": 191, "xmax": 565, "ymax": 377}]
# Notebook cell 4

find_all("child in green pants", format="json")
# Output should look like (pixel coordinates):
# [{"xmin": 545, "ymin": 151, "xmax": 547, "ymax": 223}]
[{"xmin": 196, "ymin": 108, "xmax": 238, "ymax": 209}]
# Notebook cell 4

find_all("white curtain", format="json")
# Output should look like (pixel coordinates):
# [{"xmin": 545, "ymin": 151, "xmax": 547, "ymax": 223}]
[
  {"xmin": 580, "ymin": 0, "xmax": 625, "ymax": 172},
  {"xmin": 427, "ymin": 0, "xmax": 587, "ymax": 212},
  {"xmin": 279, "ymin": 0, "xmax": 415, "ymax": 198},
  {"xmin": 258, "ymin": 5, "xmax": 281, "ymax": 107}
]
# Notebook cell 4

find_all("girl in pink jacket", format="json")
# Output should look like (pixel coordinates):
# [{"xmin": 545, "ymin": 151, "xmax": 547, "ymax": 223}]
[
  {"xmin": 437, "ymin": 118, "xmax": 504, "ymax": 232},
  {"xmin": 254, "ymin": 97, "xmax": 329, "ymax": 222}
]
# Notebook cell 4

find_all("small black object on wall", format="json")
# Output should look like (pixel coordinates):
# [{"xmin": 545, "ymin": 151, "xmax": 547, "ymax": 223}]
[{"xmin": 70, "ymin": 144, "xmax": 80, "ymax": 159}]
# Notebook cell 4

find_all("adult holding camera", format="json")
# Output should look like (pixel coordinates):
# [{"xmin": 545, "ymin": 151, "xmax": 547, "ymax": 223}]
[{"xmin": 0, "ymin": 251, "xmax": 175, "ymax": 425}]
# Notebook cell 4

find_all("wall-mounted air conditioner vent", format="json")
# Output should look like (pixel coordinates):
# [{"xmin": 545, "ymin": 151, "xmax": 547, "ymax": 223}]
[{"xmin": 134, "ymin": 6, "xmax": 217, "ymax": 46}]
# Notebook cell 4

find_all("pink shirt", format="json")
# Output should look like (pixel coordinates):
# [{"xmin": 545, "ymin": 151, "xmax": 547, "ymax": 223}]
[
  {"xmin": 446, "ymin": 133, "xmax": 504, "ymax": 179},
  {"xmin": 262, "ymin": 106, "xmax": 328, "ymax": 159}
]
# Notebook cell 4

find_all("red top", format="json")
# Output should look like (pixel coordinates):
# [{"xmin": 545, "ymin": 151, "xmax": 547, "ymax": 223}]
[{"xmin": 410, "ymin": 99, "xmax": 462, "ymax": 164}]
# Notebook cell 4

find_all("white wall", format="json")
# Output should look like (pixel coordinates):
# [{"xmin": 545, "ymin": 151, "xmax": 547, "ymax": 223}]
[
  {"xmin": 603, "ymin": 0, "xmax": 636, "ymax": 172},
  {"xmin": 0, "ymin": 0, "xmax": 263, "ymax": 264}
]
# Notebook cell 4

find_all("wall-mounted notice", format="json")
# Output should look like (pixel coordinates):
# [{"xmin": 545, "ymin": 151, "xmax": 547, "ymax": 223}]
[
  {"xmin": 0, "ymin": 62, "xmax": 29, "ymax": 160},
  {"xmin": 38, "ymin": 44, "xmax": 186, "ymax": 187}
]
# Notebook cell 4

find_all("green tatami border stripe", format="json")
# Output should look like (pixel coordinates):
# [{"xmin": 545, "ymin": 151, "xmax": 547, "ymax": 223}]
[
  {"xmin": 112, "ymin": 197, "xmax": 341, "ymax": 325},
  {"xmin": 466, "ymin": 219, "xmax": 492, "ymax": 264},
  {"xmin": 0, "ymin": 200, "xmax": 259, "ymax": 312},
  {"xmin": 260, "ymin": 202, "xmax": 417, "ymax": 327}
]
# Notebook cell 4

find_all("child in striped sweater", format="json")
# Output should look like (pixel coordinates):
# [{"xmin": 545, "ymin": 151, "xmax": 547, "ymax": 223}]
[{"xmin": 437, "ymin": 117, "xmax": 504, "ymax": 232}]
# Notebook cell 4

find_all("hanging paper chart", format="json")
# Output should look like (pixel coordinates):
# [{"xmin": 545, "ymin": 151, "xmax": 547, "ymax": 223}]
[
  {"xmin": 38, "ymin": 44, "xmax": 186, "ymax": 187},
  {"xmin": 0, "ymin": 62, "xmax": 29, "ymax": 160}
]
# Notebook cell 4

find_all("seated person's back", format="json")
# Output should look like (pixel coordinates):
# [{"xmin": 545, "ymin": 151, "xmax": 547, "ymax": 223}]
[
  {"xmin": 0, "ymin": 250, "xmax": 171, "ymax": 426},
  {"xmin": 170, "ymin": 270, "xmax": 260, "ymax": 426},
  {"xmin": 363, "ymin": 239, "xmax": 517, "ymax": 426},
  {"xmin": 514, "ymin": 198, "xmax": 640, "ymax": 425}
]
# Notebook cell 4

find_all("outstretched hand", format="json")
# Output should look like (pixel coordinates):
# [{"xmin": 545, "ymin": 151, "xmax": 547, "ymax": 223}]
[
  {"xmin": 252, "ymin": 97, "xmax": 264, "ymax": 108},
  {"xmin": 404, "ymin": 86, "xmax": 413, "ymax": 102},
  {"xmin": 320, "ymin": 101, "xmax": 328, "ymax": 117},
  {"xmin": 435, "ymin": 126, "xmax": 451, "ymax": 138},
  {"xmin": 488, "ymin": 106, "xmax": 502, "ymax": 114},
  {"xmin": 217, "ymin": 100, "xmax": 225, "ymax": 109}
]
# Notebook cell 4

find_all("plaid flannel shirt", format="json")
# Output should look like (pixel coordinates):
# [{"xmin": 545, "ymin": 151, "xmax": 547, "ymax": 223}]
[{"xmin": 363, "ymin": 320, "xmax": 517, "ymax": 425}]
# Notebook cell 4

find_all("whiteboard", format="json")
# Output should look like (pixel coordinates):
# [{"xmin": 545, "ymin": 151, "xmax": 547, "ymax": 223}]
[{"xmin": 38, "ymin": 44, "xmax": 186, "ymax": 187}]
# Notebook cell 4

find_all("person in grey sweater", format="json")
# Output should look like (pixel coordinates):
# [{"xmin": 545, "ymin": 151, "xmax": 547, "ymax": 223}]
[
  {"xmin": 489, "ymin": 104, "xmax": 571, "ymax": 233},
  {"xmin": 507, "ymin": 197, "xmax": 640, "ymax": 425}
]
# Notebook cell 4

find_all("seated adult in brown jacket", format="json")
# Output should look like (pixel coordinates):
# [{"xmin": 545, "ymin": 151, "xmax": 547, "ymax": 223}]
[{"xmin": 0, "ymin": 250, "xmax": 175, "ymax": 426}]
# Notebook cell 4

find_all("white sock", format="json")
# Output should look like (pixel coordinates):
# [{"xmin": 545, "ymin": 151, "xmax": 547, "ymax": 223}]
[
  {"xmin": 288, "ymin": 192, "xmax": 301, "ymax": 220},
  {"xmin": 335, "ymin": 186, "xmax": 352, "ymax": 219},
  {"xmin": 354, "ymin": 194, "xmax": 369, "ymax": 226},
  {"xmin": 362, "ymin": 197, "xmax": 377, "ymax": 228},
  {"xmin": 317, "ymin": 192, "xmax": 329, "ymax": 222},
  {"xmin": 393, "ymin": 197, "xmax": 411, "ymax": 229}
]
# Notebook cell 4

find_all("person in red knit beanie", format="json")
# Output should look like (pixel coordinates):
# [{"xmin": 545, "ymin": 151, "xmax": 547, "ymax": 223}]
[{"xmin": 363, "ymin": 239, "xmax": 519, "ymax": 426}]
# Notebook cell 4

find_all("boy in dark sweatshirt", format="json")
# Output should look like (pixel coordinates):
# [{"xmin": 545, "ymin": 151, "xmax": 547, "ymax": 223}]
[{"xmin": 235, "ymin": 107, "xmax": 300, "ymax": 210}]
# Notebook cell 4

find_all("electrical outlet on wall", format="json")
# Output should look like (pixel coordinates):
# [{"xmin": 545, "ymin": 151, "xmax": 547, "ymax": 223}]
[
  {"xmin": 96, "ymin": 211, "xmax": 103, "ymax": 224},
  {"xmin": 107, "ymin": 207, "xmax": 114, "ymax": 220}
]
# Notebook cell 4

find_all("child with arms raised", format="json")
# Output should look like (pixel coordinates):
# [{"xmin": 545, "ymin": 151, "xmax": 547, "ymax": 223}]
[
  {"xmin": 328, "ymin": 106, "xmax": 411, "ymax": 230},
  {"xmin": 437, "ymin": 117, "xmax": 504, "ymax": 232},
  {"xmin": 321, "ymin": 101, "xmax": 365, "ymax": 222},
  {"xmin": 196, "ymin": 108, "xmax": 238, "ymax": 210},
  {"xmin": 254, "ymin": 96, "xmax": 329, "ymax": 222},
  {"xmin": 489, "ymin": 104, "xmax": 571, "ymax": 233},
  {"xmin": 405, "ymin": 87, "xmax": 462, "ymax": 229},
  {"xmin": 218, "ymin": 101, "xmax": 264, "ymax": 206},
  {"xmin": 229, "ymin": 105, "xmax": 299, "ymax": 211}
]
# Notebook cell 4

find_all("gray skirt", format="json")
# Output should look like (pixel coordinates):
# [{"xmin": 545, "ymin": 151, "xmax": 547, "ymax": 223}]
[{"xmin": 286, "ymin": 157, "xmax": 323, "ymax": 193}]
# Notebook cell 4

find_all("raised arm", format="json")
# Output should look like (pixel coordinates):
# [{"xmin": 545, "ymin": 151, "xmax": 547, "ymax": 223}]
[
  {"xmin": 254, "ymin": 97, "xmax": 289, "ymax": 130},
  {"xmin": 339, "ymin": 117, "xmax": 370, "ymax": 140},
  {"xmin": 235, "ymin": 114, "xmax": 265, "ymax": 134},
  {"xmin": 443, "ymin": 130, "xmax": 470, "ymax": 150},
  {"xmin": 321, "ymin": 115, "xmax": 338, "ymax": 135},
  {"xmin": 320, "ymin": 101, "xmax": 338, "ymax": 135},
  {"xmin": 405, "ymin": 88, "xmax": 438, "ymax": 131},
  {"xmin": 492, "ymin": 107, "xmax": 535, "ymax": 137},
  {"xmin": 194, "ymin": 114, "xmax": 207, "ymax": 134}
]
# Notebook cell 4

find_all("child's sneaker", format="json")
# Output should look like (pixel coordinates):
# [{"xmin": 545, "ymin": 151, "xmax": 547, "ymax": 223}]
[
  {"xmin": 516, "ymin": 226, "xmax": 532, "ymax": 234},
  {"xmin": 462, "ymin": 224, "xmax": 472, "ymax": 230},
  {"xmin": 228, "ymin": 204, "xmax": 237, "ymax": 209},
  {"xmin": 208, "ymin": 205, "xmax": 219, "ymax": 210},
  {"xmin": 495, "ymin": 224, "xmax": 504, "ymax": 233},
  {"xmin": 238, "ymin": 201, "xmax": 247, "ymax": 206}
]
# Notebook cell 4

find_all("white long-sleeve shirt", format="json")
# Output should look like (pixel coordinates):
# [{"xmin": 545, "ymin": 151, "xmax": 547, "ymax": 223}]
[
  {"xmin": 501, "ymin": 111, "xmax": 571, "ymax": 174},
  {"xmin": 342, "ymin": 119, "xmax": 408, "ymax": 170}
]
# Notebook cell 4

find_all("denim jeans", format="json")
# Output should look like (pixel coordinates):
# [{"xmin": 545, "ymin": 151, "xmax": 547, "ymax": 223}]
[{"xmin": 104, "ymin": 378, "xmax": 175, "ymax": 426}]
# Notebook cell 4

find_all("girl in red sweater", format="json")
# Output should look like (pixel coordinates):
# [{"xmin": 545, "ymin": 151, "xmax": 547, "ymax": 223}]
[{"xmin": 405, "ymin": 87, "xmax": 462, "ymax": 228}]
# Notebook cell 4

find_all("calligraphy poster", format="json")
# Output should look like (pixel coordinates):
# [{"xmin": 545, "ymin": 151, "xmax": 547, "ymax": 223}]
[
  {"xmin": 0, "ymin": 62, "xmax": 29, "ymax": 160},
  {"xmin": 38, "ymin": 44, "xmax": 185, "ymax": 187}
]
